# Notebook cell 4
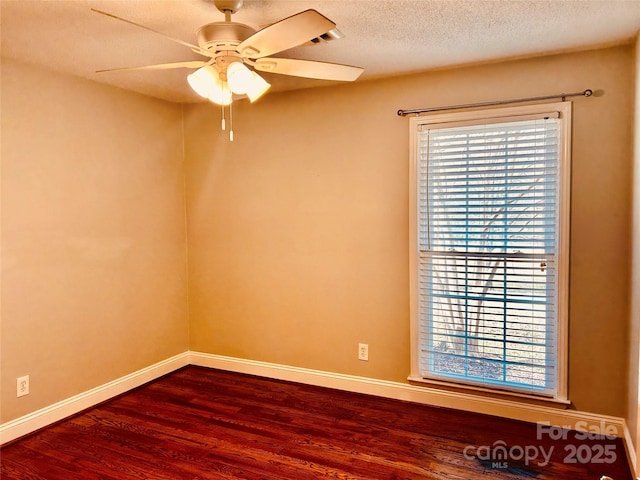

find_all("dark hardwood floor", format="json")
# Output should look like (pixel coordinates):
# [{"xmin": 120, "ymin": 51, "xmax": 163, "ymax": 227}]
[{"xmin": 1, "ymin": 366, "xmax": 633, "ymax": 479}]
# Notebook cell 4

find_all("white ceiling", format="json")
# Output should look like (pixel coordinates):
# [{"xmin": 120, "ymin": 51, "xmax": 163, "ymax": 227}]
[{"xmin": 2, "ymin": 0, "xmax": 640, "ymax": 103}]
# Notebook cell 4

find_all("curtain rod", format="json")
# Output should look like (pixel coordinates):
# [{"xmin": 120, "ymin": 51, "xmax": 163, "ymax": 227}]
[{"xmin": 397, "ymin": 89, "xmax": 593, "ymax": 117}]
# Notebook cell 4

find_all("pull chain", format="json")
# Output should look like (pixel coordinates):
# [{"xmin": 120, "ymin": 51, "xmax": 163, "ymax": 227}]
[
  {"xmin": 229, "ymin": 101, "xmax": 234, "ymax": 142},
  {"xmin": 217, "ymin": 68, "xmax": 233, "ymax": 141}
]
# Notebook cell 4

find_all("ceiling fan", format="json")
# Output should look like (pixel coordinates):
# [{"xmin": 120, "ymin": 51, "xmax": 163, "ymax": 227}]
[{"xmin": 93, "ymin": 0, "xmax": 364, "ymax": 139}]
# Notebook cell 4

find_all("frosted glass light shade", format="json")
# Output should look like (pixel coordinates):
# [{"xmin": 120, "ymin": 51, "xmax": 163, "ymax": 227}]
[
  {"xmin": 209, "ymin": 83, "xmax": 232, "ymax": 106},
  {"xmin": 226, "ymin": 61, "xmax": 254, "ymax": 95},
  {"xmin": 187, "ymin": 66, "xmax": 231, "ymax": 105},
  {"xmin": 187, "ymin": 66, "xmax": 218, "ymax": 98},
  {"xmin": 246, "ymin": 72, "xmax": 271, "ymax": 102}
]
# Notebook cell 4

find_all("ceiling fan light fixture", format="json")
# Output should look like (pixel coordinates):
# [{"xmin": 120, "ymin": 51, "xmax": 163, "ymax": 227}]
[
  {"xmin": 208, "ymin": 82, "xmax": 232, "ymax": 106},
  {"xmin": 187, "ymin": 65, "xmax": 231, "ymax": 105},
  {"xmin": 93, "ymin": 4, "xmax": 363, "ymax": 142},
  {"xmin": 246, "ymin": 72, "xmax": 270, "ymax": 102},
  {"xmin": 187, "ymin": 65, "xmax": 219, "ymax": 97},
  {"xmin": 226, "ymin": 61, "xmax": 254, "ymax": 94}
]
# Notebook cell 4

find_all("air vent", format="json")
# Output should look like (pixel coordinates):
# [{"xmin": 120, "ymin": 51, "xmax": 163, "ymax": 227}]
[{"xmin": 309, "ymin": 28, "xmax": 344, "ymax": 44}]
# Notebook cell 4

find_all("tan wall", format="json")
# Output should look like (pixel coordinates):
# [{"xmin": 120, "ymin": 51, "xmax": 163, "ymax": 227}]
[
  {"xmin": 1, "ymin": 44, "xmax": 634, "ymax": 426},
  {"xmin": 630, "ymin": 33, "xmax": 640, "ymax": 470},
  {"xmin": 1, "ymin": 59, "xmax": 189, "ymax": 423},
  {"xmin": 185, "ymin": 45, "xmax": 634, "ymax": 417}
]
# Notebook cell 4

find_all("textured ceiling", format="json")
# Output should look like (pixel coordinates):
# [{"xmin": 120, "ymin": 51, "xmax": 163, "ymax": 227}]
[{"xmin": 2, "ymin": 0, "xmax": 640, "ymax": 103}]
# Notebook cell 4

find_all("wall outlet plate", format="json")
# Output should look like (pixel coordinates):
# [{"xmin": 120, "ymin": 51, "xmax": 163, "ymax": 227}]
[
  {"xmin": 17, "ymin": 375, "xmax": 29, "ymax": 397},
  {"xmin": 358, "ymin": 343, "xmax": 369, "ymax": 361}
]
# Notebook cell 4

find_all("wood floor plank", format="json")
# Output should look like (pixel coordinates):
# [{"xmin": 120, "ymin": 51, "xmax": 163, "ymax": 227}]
[{"xmin": 1, "ymin": 366, "xmax": 633, "ymax": 479}]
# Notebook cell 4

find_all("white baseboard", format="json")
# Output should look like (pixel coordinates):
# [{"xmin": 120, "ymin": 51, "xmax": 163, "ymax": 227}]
[
  {"xmin": 189, "ymin": 351, "xmax": 627, "ymax": 439},
  {"xmin": 623, "ymin": 420, "xmax": 639, "ymax": 479},
  {"xmin": 1, "ymin": 349, "xmax": 632, "ymax": 476},
  {"xmin": 0, "ymin": 352, "xmax": 190, "ymax": 445}
]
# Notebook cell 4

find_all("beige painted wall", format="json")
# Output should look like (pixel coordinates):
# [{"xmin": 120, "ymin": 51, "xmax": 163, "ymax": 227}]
[
  {"xmin": 185, "ymin": 45, "xmax": 634, "ymax": 418},
  {"xmin": 630, "ymin": 33, "xmax": 640, "ymax": 471},
  {"xmin": 1, "ymin": 59, "xmax": 189, "ymax": 423},
  {"xmin": 1, "ymin": 43, "xmax": 634, "ymax": 427}
]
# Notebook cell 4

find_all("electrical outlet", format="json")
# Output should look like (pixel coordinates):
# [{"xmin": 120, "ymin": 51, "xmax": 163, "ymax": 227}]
[
  {"xmin": 358, "ymin": 343, "xmax": 369, "ymax": 361},
  {"xmin": 17, "ymin": 375, "xmax": 29, "ymax": 397}
]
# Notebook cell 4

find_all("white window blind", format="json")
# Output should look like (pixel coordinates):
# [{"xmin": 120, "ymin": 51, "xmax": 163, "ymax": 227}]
[{"xmin": 414, "ymin": 110, "xmax": 568, "ymax": 397}]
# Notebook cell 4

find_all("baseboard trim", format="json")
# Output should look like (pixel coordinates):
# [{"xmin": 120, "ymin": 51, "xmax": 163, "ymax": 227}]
[
  {"xmin": 623, "ymin": 420, "xmax": 639, "ymax": 479},
  {"xmin": 190, "ymin": 352, "xmax": 627, "ymax": 439},
  {"xmin": 0, "ymin": 349, "xmax": 630, "ymax": 465},
  {"xmin": 0, "ymin": 352, "xmax": 190, "ymax": 445}
]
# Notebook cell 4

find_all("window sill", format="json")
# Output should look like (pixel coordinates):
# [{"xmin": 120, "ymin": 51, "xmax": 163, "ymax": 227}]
[{"xmin": 407, "ymin": 375, "xmax": 571, "ymax": 408}]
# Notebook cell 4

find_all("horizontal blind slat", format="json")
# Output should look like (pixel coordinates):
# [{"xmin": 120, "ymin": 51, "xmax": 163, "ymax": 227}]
[{"xmin": 416, "ymin": 115, "xmax": 560, "ymax": 396}]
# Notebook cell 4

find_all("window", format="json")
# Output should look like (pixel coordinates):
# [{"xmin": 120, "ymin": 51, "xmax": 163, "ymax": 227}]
[{"xmin": 409, "ymin": 103, "xmax": 570, "ymax": 400}]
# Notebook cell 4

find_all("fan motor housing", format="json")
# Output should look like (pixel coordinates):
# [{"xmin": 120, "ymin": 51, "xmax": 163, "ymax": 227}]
[{"xmin": 197, "ymin": 22, "xmax": 256, "ymax": 52}]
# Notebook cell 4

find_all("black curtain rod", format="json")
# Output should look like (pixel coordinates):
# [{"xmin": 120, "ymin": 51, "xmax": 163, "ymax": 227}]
[{"xmin": 397, "ymin": 89, "xmax": 594, "ymax": 117}]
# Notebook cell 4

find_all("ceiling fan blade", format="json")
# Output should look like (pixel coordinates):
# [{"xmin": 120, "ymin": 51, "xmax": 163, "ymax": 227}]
[
  {"xmin": 96, "ymin": 61, "xmax": 208, "ymax": 74},
  {"xmin": 254, "ymin": 58, "xmax": 364, "ymax": 82},
  {"xmin": 91, "ymin": 8, "xmax": 212, "ymax": 57},
  {"xmin": 237, "ymin": 10, "xmax": 336, "ymax": 59}
]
